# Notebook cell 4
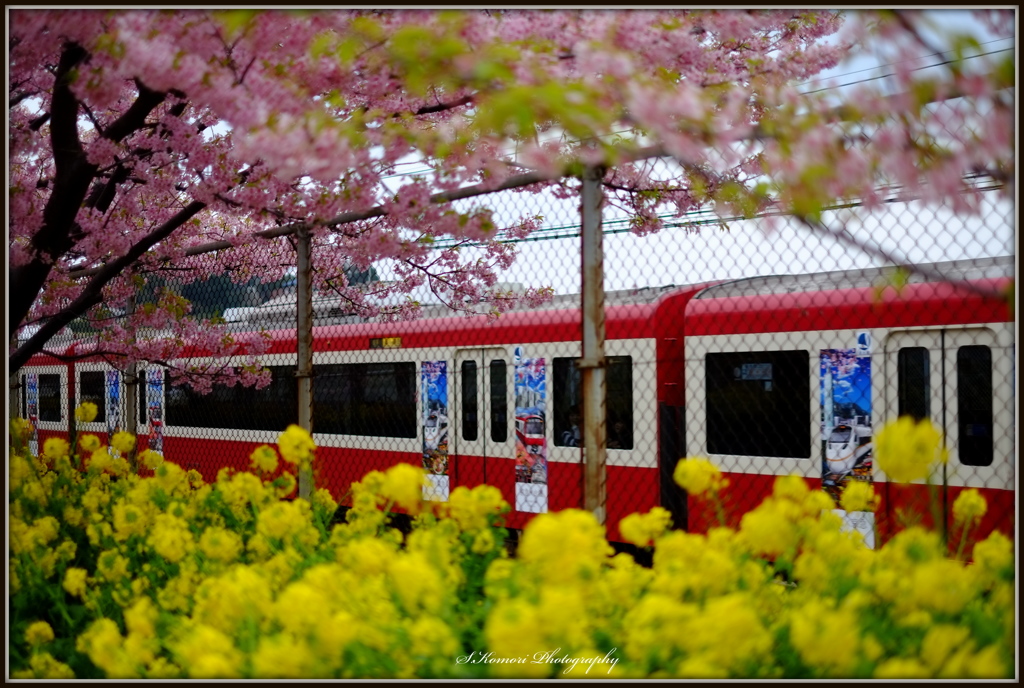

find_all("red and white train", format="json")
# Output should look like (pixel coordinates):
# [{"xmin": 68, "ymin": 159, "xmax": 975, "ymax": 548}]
[{"xmin": 15, "ymin": 257, "xmax": 1015, "ymax": 546}]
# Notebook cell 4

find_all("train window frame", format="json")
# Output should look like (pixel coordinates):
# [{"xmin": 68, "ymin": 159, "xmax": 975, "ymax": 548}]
[
  {"xmin": 956, "ymin": 345, "xmax": 993, "ymax": 467},
  {"xmin": 489, "ymin": 358, "xmax": 508, "ymax": 443},
  {"xmin": 165, "ymin": 363, "xmax": 299, "ymax": 433},
  {"xmin": 23, "ymin": 365, "xmax": 67, "ymax": 428},
  {"xmin": 897, "ymin": 347, "xmax": 931, "ymax": 422},
  {"xmin": 551, "ymin": 355, "xmax": 634, "ymax": 450},
  {"xmin": 461, "ymin": 360, "xmax": 479, "ymax": 442},
  {"xmin": 313, "ymin": 361, "xmax": 417, "ymax": 439},
  {"xmin": 704, "ymin": 349, "xmax": 811, "ymax": 459},
  {"xmin": 78, "ymin": 370, "xmax": 108, "ymax": 425},
  {"xmin": 138, "ymin": 369, "xmax": 148, "ymax": 429}
]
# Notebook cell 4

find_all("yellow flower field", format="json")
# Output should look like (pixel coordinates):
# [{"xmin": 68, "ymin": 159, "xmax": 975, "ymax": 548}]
[{"xmin": 7, "ymin": 416, "xmax": 1015, "ymax": 679}]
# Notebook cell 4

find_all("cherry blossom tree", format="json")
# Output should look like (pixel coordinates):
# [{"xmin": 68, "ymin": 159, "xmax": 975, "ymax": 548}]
[{"xmin": 8, "ymin": 9, "xmax": 1014, "ymax": 386}]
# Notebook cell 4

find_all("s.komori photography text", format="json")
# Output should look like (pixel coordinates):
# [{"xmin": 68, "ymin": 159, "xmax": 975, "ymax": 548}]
[{"xmin": 456, "ymin": 648, "xmax": 620, "ymax": 674}]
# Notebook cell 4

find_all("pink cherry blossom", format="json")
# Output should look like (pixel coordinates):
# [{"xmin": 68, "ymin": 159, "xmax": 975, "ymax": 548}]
[{"xmin": 9, "ymin": 9, "xmax": 1013, "ymax": 390}]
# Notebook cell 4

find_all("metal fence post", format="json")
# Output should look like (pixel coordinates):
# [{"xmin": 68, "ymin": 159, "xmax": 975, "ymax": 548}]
[
  {"xmin": 295, "ymin": 224, "xmax": 314, "ymax": 500},
  {"xmin": 580, "ymin": 164, "xmax": 607, "ymax": 525},
  {"xmin": 124, "ymin": 291, "xmax": 139, "ymax": 471}
]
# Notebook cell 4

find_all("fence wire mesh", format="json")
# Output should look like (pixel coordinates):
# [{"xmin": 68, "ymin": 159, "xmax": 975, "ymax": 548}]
[{"xmin": 13, "ymin": 147, "xmax": 1015, "ymax": 549}]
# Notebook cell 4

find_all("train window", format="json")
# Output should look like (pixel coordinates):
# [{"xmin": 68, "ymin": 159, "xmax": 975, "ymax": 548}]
[
  {"xmin": 138, "ymin": 370, "xmax": 147, "ymax": 426},
  {"xmin": 490, "ymin": 360, "xmax": 508, "ymax": 442},
  {"xmin": 957, "ymin": 345, "xmax": 992, "ymax": 467},
  {"xmin": 552, "ymin": 356, "xmax": 633, "ymax": 449},
  {"xmin": 606, "ymin": 358, "xmax": 633, "ymax": 450},
  {"xmin": 166, "ymin": 365, "xmax": 297, "ymax": 430},
  {"xmin": 461, "ymin": 361, "xmax": 478, "ymax": 441},
  {"xmin": 79, "ymin": 371, "xmax": 107, "ymax": 424},
  {"xmin": 552, "ymin": 358, "xmax": 581, "ymax": 447},
  {"xmin": 314, "ymin": 362, "xmax": 416, "ymax": 438},
  {"xmin": 38, "ymin": 374, "xmax": 62, "ymax": 423},
  {"xmin": 897, "ymin": 347, "xmax": 930, "ymax": 422},
  {"xmin": 705, "ymin": 350, "xmax": 810, "ymax": 458}
]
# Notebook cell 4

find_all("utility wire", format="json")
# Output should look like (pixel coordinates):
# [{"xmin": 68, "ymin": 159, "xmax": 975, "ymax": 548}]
[
  {"xmin": 794, "ymin": 37, "xmax": 1013, "ymax": 87},
  {"xmin": 800, "ymin": 47, "xmax": 1014, "ymax": 95}
]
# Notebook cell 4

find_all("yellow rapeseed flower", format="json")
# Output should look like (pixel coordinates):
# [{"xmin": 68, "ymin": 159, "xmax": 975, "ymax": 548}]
[
  {"xmin": 79, "ymin": 434, "xmax": 102, "ymax": 454},
  {"xmin": 88, "ymin": 447, "xmax": 114, "ymax": 473},
  {"xmin": 75, "ymin": 402, "xmax": 98, "ymax": 423},
  {"xmin": 683, "ymin": 593, "xmax": 773, "ymax": 671},
  {"xmin": 840, "ymin": 479, "xmax": 878, "ymax": 512},
  {"xmin": 907, "ymin": 558, "xmax": 975, "ymax": 615},
  {"xmin": 789, "ymin": 598, "xmax": 861, "ymax": 675},
  {"xmin": 484, "ymin": 598, "xmax": 551, "ymax": 678},
  {"xmin": 148, "ymin": 514, "xmax": 194, "ymax": 563},
  {"xmin": 63, "ymin": 567, "xmax": 88, "ymax": 598},
  {"xmin": 13, "ymin": 652, "xmax": 76, "ymax": 679},
  {"xmin": 9, "ymin": 454, "xmax": 34, "ymax": 491},
  {"xmin": 874, "ymin": 416, "xmax": 946, "ymax": 483},
  {"xmin": 112, "ymin": 501, "xmax": 150, "ymax": 542},
  {"xmin": 251, "ymin": 634, "xmax": 318, "ymax": 679},
  {"xmin": 21, "ymin": 480, "xmax": 48, "ymax": 506},
  {"xmin": 773, "ymin": 474, "xmax": 810, "ymax": 501},
  {"xmin": 199, "ymin": 526, "xmax": 243, "ymax": 563},
  {"xmin": 312, "ymin": 487, "xmax": 338, "ymax": 515},
  {"xmin": 673, "ymin": 457, "xmax": 726, "ymax": 495},
  {"xmin": 445, "ymin": 485, "xmax": 507, "ymax": 532},
  {"xmin": 96, "ymin": 549, "xmax": 131, "ymax": 583},
  {"xmin": 971, "ymin": 530, "xmax": 1013, "ymax": 582},
  {"xmin": 388, "ymin": 551, "xmax": 444, "ymax": 615},
  {"xmin": 124, "ymin": 597, "xmax": 159, "ymax": 639},
  {"xmin": 110, "ymin": 431, "xmax": 136, "ymax": 455},
  {"xmin": 739, "ymin": 501, "xmax": 800, "ymax": 558},
  {"xmin": 874, "ymin": 658, "xmax": 932, "ymax": 678},
  {"xmin": 191, "ymin": 567, "xmax": 274, "ymax": 636},
  {"xmin": 255, "ymin": 500, "xmax": 317, "ymax": 547},
  {"xmin": 920, "ymin": 625, "xmax": 972, "ymax": 672},
  {"xmin": 271, "ymin": 471, "xmax": 297, "ymax": 499},
  {"xmin": 277, "ymin": 424, "xmax": 315, "ymax": 465},
  {"xmin": 519, "ymin": 509, "xmax": 614, "ymax": 586},
  {"xmin": 25, "ymin": 621, "xmax": 55, "ymax": 647},
  {"xmin": 952, "ymin": 488, "xmax": 987, "ymax": 525},
  {"xmin": 249, "ymin": 444, "xmax": 279, "ymax": 473},
  {"xmin": 138, "ymin": 449, "xmax": 164, "ymax": 469},
  {"xmin": 619, "ymin": 507, "xmax": 672, "ymax": 547},
  {"xmin": 10, "ymin": 417, "xmax": 33, "ymax": 445},
  {"xmin": 170, "ymin": 623, "xmax": 244, "ymax": 679},
  {"xmin": 110, "ymin": 456, "xmax": 131, "ymax": 477},
  {"xmin": 380, "ymin": 462, "xmax": 427, "ymax": 514},
  {"xmin": 42, "ymin": 437, "xmax": 70, "ymax": 460},
  {"xmin": 153, "ymin": 461, "xmax": 190, "ymax": 495}
]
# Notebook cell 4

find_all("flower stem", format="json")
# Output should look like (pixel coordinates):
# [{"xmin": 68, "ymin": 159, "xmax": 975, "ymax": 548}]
[
  {"xmin": 712, "ymin": 492, "xmax": 726, "ymax": 528},
  {"xmin": 955, "ymin": 520, "xmax": 974, "ymax": 562}
]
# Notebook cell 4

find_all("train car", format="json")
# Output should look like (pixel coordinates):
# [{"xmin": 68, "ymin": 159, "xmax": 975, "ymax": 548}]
[
  {"xmin": 12, "ymin": 257, "xmax": 1014, "ymax": 546},
  {"xmin": 682, "ymin": 256, "xmax": 1015, "ymax": 546}
]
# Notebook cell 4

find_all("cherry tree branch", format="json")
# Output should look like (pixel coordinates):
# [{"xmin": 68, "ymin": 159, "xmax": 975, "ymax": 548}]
[{"xmin": 11, "ymin": 201, "xmax": 207, "ymax": 371}]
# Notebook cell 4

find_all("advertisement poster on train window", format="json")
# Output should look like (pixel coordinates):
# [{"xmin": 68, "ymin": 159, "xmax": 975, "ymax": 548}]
[
  {"xmin": 26, "ymin": 372, "xmax": 39, "ymax": 455},
  {"xmin": 820, "ymin": 332, "xmax": 875, "ymax": 547},
  {"xmin": 106, "ymin": 371, "xmax": 121, "ymax": 450},
  {"xmin": 421, "ymin": 361, "xmax": 449, "ymax": 501},
  {"xmin": 146, "ymin": 368, "xmax": 165, "ymax": 454},
  {"xmin": 514, "ymin": 346, "xmax": 548, "ymax": 514}
]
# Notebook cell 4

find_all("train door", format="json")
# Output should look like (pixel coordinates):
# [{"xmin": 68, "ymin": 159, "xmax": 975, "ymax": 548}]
[
  {"xmin": 883, "ymin": 326, "xmax": 1012, "ymax": 540},
  {"xmin": 452, "ymin": 348, "xmax": 512, "ymax": 488}
]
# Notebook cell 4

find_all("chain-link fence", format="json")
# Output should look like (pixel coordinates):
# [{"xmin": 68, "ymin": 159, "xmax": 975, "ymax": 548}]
[{"xmin": 12, "ymin": 139, "xmax": 1015, "ymax": 551}]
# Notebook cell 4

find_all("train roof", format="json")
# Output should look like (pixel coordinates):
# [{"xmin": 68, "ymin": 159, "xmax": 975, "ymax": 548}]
[{"xmin": 692, "ymin": 256, "xmax": 1014, "ymax": 300}]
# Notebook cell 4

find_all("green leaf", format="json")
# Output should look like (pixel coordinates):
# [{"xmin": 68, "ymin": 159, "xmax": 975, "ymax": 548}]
[{"xmin": 215, "ymin": 9, "xmax": 259, "ymax": 38}]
